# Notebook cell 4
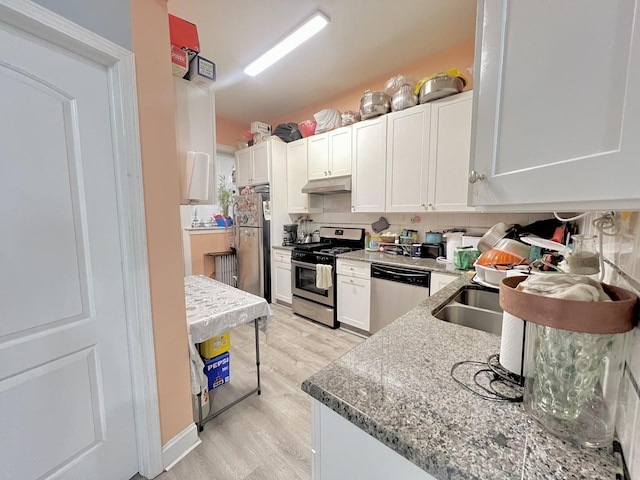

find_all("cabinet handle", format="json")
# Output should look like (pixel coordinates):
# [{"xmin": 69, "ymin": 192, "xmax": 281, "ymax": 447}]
[
  {"xmin": 324, "ymin": 171, "xmax": 328, "ymax": 176},
  {"xmin": 328, "ymin": 170, "xmax": 332, "ymax": 175},
  {"xmin": 468, "ymin": 171, "xmax": 486, "ymax": 184},
  {"xmin": 350, "ymin": 279, "xmax": 354, "ymax": 283}
]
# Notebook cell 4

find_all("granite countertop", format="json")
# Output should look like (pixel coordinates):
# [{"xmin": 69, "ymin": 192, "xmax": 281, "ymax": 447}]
[
  {"xmin": 337, "ymin": 249, "xmax": 464, "ymax": 275},
  {"xmin": 301, "ymin": 275, "xmax": 617, "ymax": 479}
]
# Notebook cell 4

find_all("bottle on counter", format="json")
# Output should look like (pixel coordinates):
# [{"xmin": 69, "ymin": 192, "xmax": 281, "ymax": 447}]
[{"xmin": 365, "ymin": 231, "xmax": 370, "ymax": 249}]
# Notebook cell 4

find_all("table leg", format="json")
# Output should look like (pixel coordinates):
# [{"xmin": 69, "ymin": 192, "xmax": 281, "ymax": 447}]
[
  {"xmin": 197, "ymin": 391, "xmax": 203, "ymax": 432},
  {"xmin": 255, "ymin": 317, "xmax": 261, "ymax": 395}
]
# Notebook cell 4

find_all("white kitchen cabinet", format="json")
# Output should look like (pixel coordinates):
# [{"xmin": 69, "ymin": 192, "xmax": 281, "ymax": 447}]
[
  {"xmin": 336, "ymin": 259, "xmax": 371, "ymax": 331},
  {"xmin": 471, "ymin": 1, "xmax": 640, "ymax": 211},
  {"xmin": 308, "ymin": 126, "xmax": 352, "ymax": 180},
  {"xmin": 234, "ymin": 139, "xmax": 282, "ymax": 187},
  {"xmin": 428, "ymin": 91, "xmax": 474, "ymax": 211},
  {"xmin": 272, "ymin": 249, "xmax": 292, "ymax": 305},
  {"xmin": 235, "ymin": 147, "xmax": 251, "ymax": 187},
  {"xmin": 286, "ymin": 138, "xmax": 322, "ymax": 214},
  {"xmin": 312, "ymin": 400, "xmax": 436, "ymax": 480},
  {"xmin": 351, "ymin": 116, "xmax": 387, "ymax": 212},
  {"xmin": 385, "ymin": 103, "xmax": 431, "ymax": 212},
  {"xmin": 429, "ymin": 272, "xmax": 458, "ymax": 296}
]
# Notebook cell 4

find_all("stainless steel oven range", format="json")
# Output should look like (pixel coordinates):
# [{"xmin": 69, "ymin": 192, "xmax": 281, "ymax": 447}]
[{"xmin": 291, "ymin": 226, "xmax": 365, "ymax": 328}]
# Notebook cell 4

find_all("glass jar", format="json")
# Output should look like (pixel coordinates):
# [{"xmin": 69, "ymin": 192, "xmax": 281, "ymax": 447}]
[
  {"xmin": 567, "ymin": 234, "xmax": 600, "ymax": 275},
  {"xmin": 523, "ymin": 323, "xmax": 627, "ymax": 447}
]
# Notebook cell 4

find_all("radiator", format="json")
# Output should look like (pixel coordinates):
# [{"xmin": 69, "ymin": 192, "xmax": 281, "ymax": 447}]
[{"xmin": 214, "ymin": 253, "xmax": 237, "ymax": 287}]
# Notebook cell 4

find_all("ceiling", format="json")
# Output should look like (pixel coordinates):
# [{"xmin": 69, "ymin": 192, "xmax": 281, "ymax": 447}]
[{"xmin": 167, "ymin": 1, "xmax": 477, "ymax": 124}]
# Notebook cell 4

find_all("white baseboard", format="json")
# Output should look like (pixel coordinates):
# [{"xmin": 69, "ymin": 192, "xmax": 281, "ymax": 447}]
[{"xmin": 162, "ymin": 423, "xmax": 201, "ymax": 471}]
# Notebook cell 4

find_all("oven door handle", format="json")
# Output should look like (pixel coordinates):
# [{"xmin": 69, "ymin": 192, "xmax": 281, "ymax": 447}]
[{"xmin": 291, "ymin": 260, "xmax": 320, "ymax": 271}]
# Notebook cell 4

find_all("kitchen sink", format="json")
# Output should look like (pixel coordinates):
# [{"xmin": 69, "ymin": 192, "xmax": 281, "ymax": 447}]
[
  {"xmin": 433, "ymin": 287, "xmax": 503, "ymax": 335},
  {"xmin": 452, "ymin": 288, "xmax": 502, "ymax": 313}
]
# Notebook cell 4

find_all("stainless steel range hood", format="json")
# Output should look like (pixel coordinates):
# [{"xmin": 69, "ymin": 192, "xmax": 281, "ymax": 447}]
[{"xmin": 301, "ymin": 176, "xmax": 351, "ymax": 194}]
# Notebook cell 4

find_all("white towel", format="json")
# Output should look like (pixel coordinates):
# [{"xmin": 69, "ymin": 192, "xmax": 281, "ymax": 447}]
[
  {"xmin": 316, "ymin": 264, "xmax": 333, "ymax": 289},
  {"xmin": 517, "ymin": 274, "xmax": 610, "ymax": 302}
]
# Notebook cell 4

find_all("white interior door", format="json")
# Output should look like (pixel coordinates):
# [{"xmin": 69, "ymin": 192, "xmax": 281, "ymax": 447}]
[{"xmin": 0, "ymin": 17, "xmax": 139, "ymax": 480}]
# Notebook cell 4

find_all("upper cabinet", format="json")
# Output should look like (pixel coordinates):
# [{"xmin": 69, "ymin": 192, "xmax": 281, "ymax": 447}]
[
  {"xmin": 428, "ymin": 91, "xmax": 473, "ymax": 211},
  {"xmin": 351, "ymin": 116, "xmax": 387, "ymax": 212},
  {"xmin": 235, "ymin": 139, "xmax": 278, "ymax": 187},
  {"xmin": 385, "ymin": 104, "xmax": 431, "ymax": 212},
  {"xmin": 470, "ymin": 1, "xmax": 640, "ymax": 210},
  {"xmin": 286, "ymin": 138, "xmax": 321, "ymax": 214},
  {"xmin": 307, "ymin": 126, "xmax": 352, "ymax": 180}
]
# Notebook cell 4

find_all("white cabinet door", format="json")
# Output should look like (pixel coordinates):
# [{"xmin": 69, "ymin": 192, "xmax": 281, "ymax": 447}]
[
  {"xmin": 428, "ymin": 92, "xmax": 474, "ymax": 211},
  {"xmin": 307, "ymin": 133, "xmax": 329, "ymax": 180},
  {"xmin": 429, "ymin": 272, "xmax": 458, "ymax": 296},
  {"xmin": 386, "ymin": 104, "xmax": 431, "ymax": 212},
  {"xmin": 235, "ymin": 147, "xmax": 251, "ymax": 188},
  {"xmin": 271, "ymin": 249, "xmax": 291, "ymax": 304},
  {"xmin": 287, "ymin": 138, "xmax": 311, "ymax": 213},
  {"xmin": 328, "ymin": 126, "xmax": 352, "ymax": 177},
  {"xmin": 251, "ymin": 141, "xmax": 270, "ymax": 184},
  {"xmin": 312, "ymin": 400, "xmax": 436, "ymax": 480},
  {"xmin": 337, "ymin": 275, "xmax": 371, "ymax": 331},
  {"xmin": 471, "ymin": 0, "xmax": 640, "ymax": 210},
  {"xmin": 352, "ymin": 116, "xmax": 387, "ymax": 212}
]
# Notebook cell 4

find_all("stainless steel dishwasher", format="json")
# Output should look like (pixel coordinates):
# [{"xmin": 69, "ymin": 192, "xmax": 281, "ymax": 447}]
[{"xmin": 370, "ymin": 263, "xmax": 431, "ymax": 334}]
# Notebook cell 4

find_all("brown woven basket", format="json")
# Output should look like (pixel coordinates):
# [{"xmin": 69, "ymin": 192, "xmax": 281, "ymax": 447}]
[{"xmin": 499, "ymin": 275, "xmax": 637, "ymax": 334}]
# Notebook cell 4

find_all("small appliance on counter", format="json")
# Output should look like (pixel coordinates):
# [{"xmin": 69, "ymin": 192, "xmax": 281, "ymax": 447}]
[
  {"xmin": 283, "ymin": 224, "xmax": 297, "ymax": 246},
  {"xmin": 420, "ymin": 243, "xmax": 444, "ymax": 259}
]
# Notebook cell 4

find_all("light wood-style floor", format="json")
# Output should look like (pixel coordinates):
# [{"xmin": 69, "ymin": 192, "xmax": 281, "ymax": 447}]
[{"xmin": 135, "ymin": 304, "xmax": 363, "ymax": 480}]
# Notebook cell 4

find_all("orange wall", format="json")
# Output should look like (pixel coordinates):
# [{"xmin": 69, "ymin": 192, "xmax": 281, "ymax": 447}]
[
  {"xmin": 131, "ymin": 0, "xmax": 193, "ymax": 445},
  {"xmin": 214, "ymin": 40, "xmax": 474, "ymax": 146},
  {"xmin": 269, "ymin": 39, "xmax": 475, "ymax": 126},
  {"xmin": 217, "ymin": 116, "xmax": 246, "ymax": 147}
]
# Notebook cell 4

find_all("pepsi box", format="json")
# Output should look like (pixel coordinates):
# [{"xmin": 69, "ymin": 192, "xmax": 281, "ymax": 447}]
[{"xmin": 204, "ymin": 352, "xmax": 230, "ymax": 390}]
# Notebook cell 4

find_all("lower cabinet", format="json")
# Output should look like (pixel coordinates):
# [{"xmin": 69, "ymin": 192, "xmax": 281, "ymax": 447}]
[
  {"xmin": 312, "ymin": 399, "xmax": 436, "ymax": 480},
  {"xmin": 272, "ymin": 249, "xmax": 292, "ymax": 305},
  {"xmin": 336, "ymin": 259, "xmax": 371, "ymax": 331},
  {"xmin": 429, "ymin": 272, "xmax": 458, "ymax": 296}
]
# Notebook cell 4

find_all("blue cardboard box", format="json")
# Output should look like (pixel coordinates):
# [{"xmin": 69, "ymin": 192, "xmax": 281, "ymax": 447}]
[{"xmin": 204, "ymin": 352, "xmax": 230, "ymax": 390}]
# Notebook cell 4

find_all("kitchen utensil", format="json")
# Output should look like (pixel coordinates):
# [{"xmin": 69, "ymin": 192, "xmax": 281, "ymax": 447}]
[
  {"xmin": 341, "ymin": 110, "xmax": 361, "ymax": 125},
  {"xmin": 415, "ymin": 68, "xmax": 467, "ymax": 104},
  {"xmin": 371, "ymin": 216, "xmax": 390, "ymax": 233},
  {"xmin": 493, "ymin": 238, "xmax": 530, "ymax": 260},
  {"xmin": 520, "ymin": 235, "xmax": 569, "ymax": 253},
  {"xmin": 425, "ymin": 231, "xmax": 443, "ymax": 244},
  {"xmin": 391, "ymin": 84, "xmax": 418, "ymax": 112},
  {"xmin": 400, "ymin": 235, "xmax": 413, "ymax": 245},
  {"xmin": 476, "ymin": 248, "xmax": 524, "ymax": 267},
  {"xmin": 477, "ymin": 222, "xmax": 511, "ymax": 252},
  {"xmin": 566, "ymin": 234, "xmax": 599, "ymax": 275},
  {"xmin": 380, "ymin": 234, "xmax": 396, "ymax": 244},
  {"xmin": 311, "ymin": 230, "xmax": 321, "ymax": 243},
  {"xmin": 360, "ymin": 90, "xmax": 391, "ymax": 120}
]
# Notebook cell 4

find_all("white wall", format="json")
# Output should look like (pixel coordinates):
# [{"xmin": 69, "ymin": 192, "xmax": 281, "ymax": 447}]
[{"xmin": 33, "ymin": 0, "xmax": 132, "ymax": 49}]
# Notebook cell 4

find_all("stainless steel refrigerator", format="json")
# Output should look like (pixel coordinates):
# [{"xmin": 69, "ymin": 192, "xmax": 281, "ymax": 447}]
[{"xmin": 232, "ymin": 188, "xmax": 271, "ymax": 302}]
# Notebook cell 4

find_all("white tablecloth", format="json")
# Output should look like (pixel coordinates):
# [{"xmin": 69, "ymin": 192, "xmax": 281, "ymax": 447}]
[{"xmin": 184, "ymin": 275, "xmax": 272, "ymax": 394}]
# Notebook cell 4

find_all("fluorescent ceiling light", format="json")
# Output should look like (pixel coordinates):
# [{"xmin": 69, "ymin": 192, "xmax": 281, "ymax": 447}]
[{"xmin": 244, "ymin": 11, "xmax": 329, "ymax": 77}]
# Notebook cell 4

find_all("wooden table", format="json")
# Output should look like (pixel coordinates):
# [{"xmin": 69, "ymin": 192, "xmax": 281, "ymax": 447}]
[{"xmin": 184, "ymin": 275, "xmax": 272, "ymax": 430}]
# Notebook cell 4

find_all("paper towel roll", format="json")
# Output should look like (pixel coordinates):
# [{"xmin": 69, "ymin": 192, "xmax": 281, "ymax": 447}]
[{"xmin": 499, "ymin": 312, "xmax": 526, "ymax": 376}]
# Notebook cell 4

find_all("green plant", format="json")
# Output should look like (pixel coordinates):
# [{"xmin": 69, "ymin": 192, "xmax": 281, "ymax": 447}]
[{"xmin": 217, "ymin": 174, "xmax": 232, "ymax": 217}]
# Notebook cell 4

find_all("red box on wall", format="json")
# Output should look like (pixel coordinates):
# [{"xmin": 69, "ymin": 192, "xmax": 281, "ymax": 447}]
[{"xmin": 168, "ymin": 13, "xmax": 200, "ymax": 60}]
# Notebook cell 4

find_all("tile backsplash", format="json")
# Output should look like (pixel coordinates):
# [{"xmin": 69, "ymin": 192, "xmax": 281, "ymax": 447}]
[{"xmin": 580, "ymin": 212, "xmax": 640, "ymax": 478}]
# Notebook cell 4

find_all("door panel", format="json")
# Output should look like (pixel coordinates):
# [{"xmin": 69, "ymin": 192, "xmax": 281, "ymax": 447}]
[
  {"xmin": 236, "ymin": 228, "xmax": 262, "ymax": 297},
  {"xmin": 0, "ymin": 19, "xmax": 138, "ymax": 480}
]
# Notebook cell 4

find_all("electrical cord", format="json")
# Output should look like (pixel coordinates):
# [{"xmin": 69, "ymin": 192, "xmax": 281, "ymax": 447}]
[{"xmin": 450, "ymin": 354, "xmax": 523, "ymax": 403}]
